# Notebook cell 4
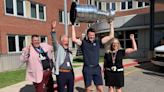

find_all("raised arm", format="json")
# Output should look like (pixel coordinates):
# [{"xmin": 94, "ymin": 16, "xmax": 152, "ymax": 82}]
[
  {"xmin": 125, "ymin": 34, "xmax": 137, "ymax": 54},
  {"xmin": 51, "ymin": 19, "xmax": 59, "ymax": 52},
  {"xmin": 20, "ymin": 44, "xmax": 30, "ymax": 63},
  {"xmin": 71, "ymin": 25, "xmax": 82, "ymax": 46},
  {"xmin": 101, "ymin": 21, "xmax": 114, "ymax": 44}
]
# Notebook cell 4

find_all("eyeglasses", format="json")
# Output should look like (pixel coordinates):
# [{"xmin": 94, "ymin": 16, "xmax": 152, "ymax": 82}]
[{"xmin": 32, "ymin": 40, "xmax": 39, "ymax": 42}]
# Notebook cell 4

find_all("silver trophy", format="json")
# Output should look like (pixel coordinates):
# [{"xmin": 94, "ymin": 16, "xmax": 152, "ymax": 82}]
[{"xmin": 70, "ymin": 2, "xmax": 115, "ymax": 24}]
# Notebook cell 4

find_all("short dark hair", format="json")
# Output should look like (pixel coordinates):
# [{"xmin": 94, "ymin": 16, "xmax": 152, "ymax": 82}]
[
  {"xmin": 87, "ymin": 28, "xmax": 96, "ymax": 34},
  {"xmin": 32, "ymin": 34, "xmax": 39, "ymax": 39},
  {"xmin": 162, "ymin": 37, "xmax": 164, "ymax": 40}
]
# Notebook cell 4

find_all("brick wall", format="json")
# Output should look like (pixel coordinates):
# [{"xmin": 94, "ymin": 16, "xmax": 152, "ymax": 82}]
[{"xmin": 0, "ymin": 0, "xmax": 87, "ymax": 54}]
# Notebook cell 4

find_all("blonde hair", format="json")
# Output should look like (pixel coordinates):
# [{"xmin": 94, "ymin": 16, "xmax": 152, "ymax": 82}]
[{"xmin": 106, "ymin": 38, "xmax": 122, "ymax": 53}]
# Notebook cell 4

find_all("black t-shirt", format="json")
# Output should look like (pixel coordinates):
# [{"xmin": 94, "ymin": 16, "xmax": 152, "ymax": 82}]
[
  {"xmin": 80, "ymin": 39, "xmax": 102, "ymax": 66},
  {"xmin": 104, "ymin": 50, "xmax": 125, "ymax": 69},
  {"xmin": 39, "ymin": 52, "xmax": 50, "ymax": 70}
]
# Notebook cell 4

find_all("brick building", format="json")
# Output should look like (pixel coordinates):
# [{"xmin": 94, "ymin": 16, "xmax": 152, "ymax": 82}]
[{"xmin": 0, "ymin": 0, "xmax": 87, "ymax": 54}]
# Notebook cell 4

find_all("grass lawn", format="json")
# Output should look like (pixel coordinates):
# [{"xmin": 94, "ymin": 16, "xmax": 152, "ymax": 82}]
[
  {"xmin": 73, "ymin": 57, "xmax": 104, "ymax": 63},
  {"xmin": 0, "ymin": 69, "xmax": 26, "ymax": 89},
  {"xmin": 0, "ymin": 57, "xmax": 104, "ymax": 89},
  {"xmin": 0, "ymin": 65, "xmax": 82, "ymax": 89},
  {"xmin": 73, "ymin": 65, "xmax": 82, "ymax": 68}
]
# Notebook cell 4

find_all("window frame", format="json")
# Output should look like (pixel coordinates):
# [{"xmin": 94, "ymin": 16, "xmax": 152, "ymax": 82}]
[
  {"xmin": 120, "ymin": 1, "xmax": 133, "ymax": 11},
  {"xmin": 4, "ymin": 0, "xmax": 26, "ymax": 18},
  {"xmin": 7, "ymin": 34, "xmax": 27, "ymax": 53},
  {"xmin": 59, "ymin": 9, "xmax": 65, "ymax": 24},
  {"xmin": 136, "ymin": 1, "xmax": 150, "ymax": 8},
  {"xmin": 29, "ymin": 1, "xmax": 46, "ymax": 21},
  {"xmin": 95, "ymin": 1, "xmax": 103, "ymax": 10},
  {"xmin": 39, "ymin": 36, "xmax": 47, "ymax": 43},
  {"xmin": 105, "ymin": 2, "xmax": 117, "ymax": 11}
]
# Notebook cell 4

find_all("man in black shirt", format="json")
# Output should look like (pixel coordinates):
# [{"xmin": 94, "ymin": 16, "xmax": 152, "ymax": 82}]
[{"xmin": 71, "ymin": 21, "xmax": 114, "ymax": 92}]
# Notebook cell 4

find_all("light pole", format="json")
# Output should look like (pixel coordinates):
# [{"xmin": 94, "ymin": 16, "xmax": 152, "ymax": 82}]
[{"xmin": 64, "ymin": 0, "xmax": 68, "ymax": 36}]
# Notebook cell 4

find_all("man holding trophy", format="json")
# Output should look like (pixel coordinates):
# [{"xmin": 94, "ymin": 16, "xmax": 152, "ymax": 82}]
[{"xmin": 70, "ymin": 2, "xmax": 115, "ymax": 92}]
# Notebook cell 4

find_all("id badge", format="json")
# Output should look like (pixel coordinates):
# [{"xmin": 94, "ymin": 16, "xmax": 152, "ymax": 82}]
[
  {"xmin": 111, "ymin": 66, "xmax": 117, "ymax": 72},
  {"xmin": 67, "ymin": 62, "xmax": 70, "ymax": 67}
]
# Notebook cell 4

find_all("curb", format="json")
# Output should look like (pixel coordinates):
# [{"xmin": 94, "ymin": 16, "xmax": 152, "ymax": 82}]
[{"xmin": 53, "ymin": 60, "xmax": 150, "ymax": 91}]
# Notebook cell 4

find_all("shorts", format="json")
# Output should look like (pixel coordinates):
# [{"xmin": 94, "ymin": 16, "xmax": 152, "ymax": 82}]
[{"xmin": 82, "ymin": 65, "xmax": 103, "ymax": 87}]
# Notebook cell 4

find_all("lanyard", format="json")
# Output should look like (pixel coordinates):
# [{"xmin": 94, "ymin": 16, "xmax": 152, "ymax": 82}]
[
  {"xmin": 111, "ymin": 50, "xmax": 117, "ymax": 64},
  {"xmin": 34, "ymin": 46, "xmax": 43, "ymax": 54}
]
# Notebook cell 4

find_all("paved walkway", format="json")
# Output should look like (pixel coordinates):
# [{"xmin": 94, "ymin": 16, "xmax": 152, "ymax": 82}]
[{"xmin": 0, "ymin": 58, "xmax": 150, "ymax": 92}]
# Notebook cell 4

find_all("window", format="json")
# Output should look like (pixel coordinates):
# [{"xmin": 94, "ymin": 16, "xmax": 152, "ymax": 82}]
[
  {"xmin": 95, "ymin": 1, "xmax": 102, "ymax": 10},
  {"xmin": 30, "ymin": 2, "xmax": 46, "ymax": 20},
  {"xmin": 121, "ymin": 1, "xmax": 126, "ymax": 10},
  {"xmin": 39, "ymin": 6, "xmax": 44, "ymax": 19},
  {"xmin": 125, "ymin": 30, "xmax": 138, "ymax": 39},
  {"xmin": 115, "ymin": 31, "xmax": 124, "ymax": 39},
  {"xmin": 115, "ymin": 31, "xmax": 124, "ymax": 48},
  {"xmin": 121, "ymin": 1, "xmax": 133, "ymax": 10},
  {"xmin": 19, "ymin": 36, "xmax": 26, "ymax": 51},
  {"xmin": 110, "ymin": 30, "xmax": 138, "ymax": 48},
  {"xmin": 87, "ymin": 24, "xmax": 91, "ymax": 28},
  {"xmin": 40, "ymin": 36, "xmax": 47, "ymax": 43},
  {"xmin": 5, "ymin": 0, "xmax": 25, "ymax": 17},
  {"xmin": 106, "ymin": 2, "xmax": 110, "ymax": 10},
  {"xmin": 59, "ymin": 11, "xmax": 73, "ymax": 25},
  {"xmin": 59, "ymin": 10, "xmax": 65, "ymax": 24},
  {"xmin": 98, "ymin": 2, "xmax": 102, "ymax": 10},
  {"xmin": 137, "ymin": 2, "xmax": 149, "ymax": 8},
  {"xmin": 72, "ymin": 37, "xmax": 79, "ymax": 48},
  {"xmin": 8, "ymin": 36, "xmax": 16, "ymax": 52},
  {"xmin": 119, "ymin": 41, "xmax": 124, "ymax": 48},
  {"xmin": 145, "ymin": 3, "xmax": 149, "ymax": 6},
  {"xmin": 138, "ymin": 2, "xmax": 143, "ymax": 7},
  {"xmin": 111, "ymin": 2, "xmax": 116, "ymax": 10},
  {"xmin": 95, "ymin": 1, "xmax": 97, "ymax": 6},
  {"xmin": 7, "ymin": 35, "xmax": 27, "ymax": 52},
  {"xmin": 128, "ymin": 1, "xmax": 133, "ymax": 9},
  {"xmin": 87, "ymin": 0, "xmax": 92, "ymax": 5},
  {"xmin": 31, "ymin": 3, "xmax": 36, "ymax": 18},
  {"xmin": 6, "ymin": 0, "xmax": 13, "ymax": 14},
  {"xmin": 17, "ymin": 0, "xmax": 24, "ymax": 16},
  {"xmin": 125, "ymin": 30, "xmax": 138, "ymax": 48},
  {"xmin": 106, "ymin": 2, "xmax": 116, "ymax": 11}
]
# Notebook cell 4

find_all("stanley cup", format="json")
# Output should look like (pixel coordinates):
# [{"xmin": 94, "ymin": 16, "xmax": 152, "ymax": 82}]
[{"xmin": 70, "ymin": 2, "xmax": 115, "ymax": 24}]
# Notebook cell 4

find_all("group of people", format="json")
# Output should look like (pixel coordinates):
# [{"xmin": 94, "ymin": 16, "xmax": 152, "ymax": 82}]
[{"xmin": 20, "ymin": 18, "xmax": 137, "ymax": 92}]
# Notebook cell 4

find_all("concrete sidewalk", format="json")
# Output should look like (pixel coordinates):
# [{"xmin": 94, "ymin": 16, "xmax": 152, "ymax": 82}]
[{"xmin": 0, "ymin": 58, "xmax": 150, "ymax": 92}]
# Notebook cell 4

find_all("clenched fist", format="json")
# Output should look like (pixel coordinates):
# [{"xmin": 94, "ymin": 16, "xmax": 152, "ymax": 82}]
[
  {"xmin": 130, "ymin": 34, "xmax": 134, "ymax": 40},
  {"xmin": 26, "ymin": 44, "xmax": 31, "ymax": 53}
]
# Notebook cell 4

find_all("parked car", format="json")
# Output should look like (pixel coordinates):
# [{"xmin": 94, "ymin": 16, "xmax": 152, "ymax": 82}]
[{"xmin": 151, "ymin": 45, "xmax": 164, "ymax": 70}]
